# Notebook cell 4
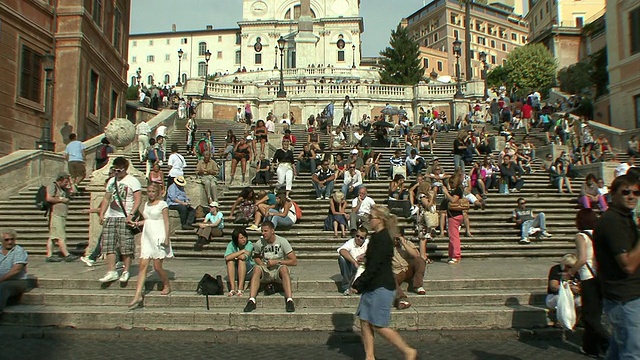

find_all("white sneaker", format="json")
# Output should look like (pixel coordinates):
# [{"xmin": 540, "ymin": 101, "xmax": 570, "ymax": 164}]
[
  {"xmin": 316, "ymin": 196, "xmax": 323, "ymax": 200},
  {"xmin": 528, "ymin": 227, "xmax": 541, "ymax": 236},
  {"xmin": 80, "ymin": 256, "xmax": 95, "ymax": 267},
  {"xmin": 119, "ymin": 271, "xmax": 130, "ymax": 282},
  {"xmin": 519, "ymin": 238, "xmax": 531, "ymax": 244},
  {"xmin": 116, "ymin": 261, "xmax": 124, "ymax": 269},
  {"xmin": 542, "ymin": 231, "xmax": 552, "ymax": 238},
  {"xmin": 99, "ymin": 271, "xmax": 119, "ymax": 283}
]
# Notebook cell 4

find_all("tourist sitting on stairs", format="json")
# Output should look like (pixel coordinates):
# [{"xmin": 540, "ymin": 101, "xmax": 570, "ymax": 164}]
[
  {"xmin": 166, "ymin": 176, "xmax": 196, "ymax": 230},
  {"xmin": 511, "ymin": 197, "xmax": 552, "ymax": 244},
  {"xmin": 392, "ymin": 229, "xmax": 427, "ymax": 310},
  {"xmin": 337, "ymin": 226, "xmax": 368, "ymax": 295},
  {"xmin": 194, "ymin": 201, "xmax": 224, "ymax": 251},
  {"xmin": 228, "ymin": 187, "xmax": 256, "ymax": 225}
]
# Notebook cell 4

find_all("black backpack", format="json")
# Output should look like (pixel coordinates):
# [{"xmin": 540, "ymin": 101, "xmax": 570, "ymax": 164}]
[
  {"xmin": 35, "ymin": 184, "xmax": 54, "ymax": 216},
  {"xmin": 196, "ymin": 273, "xmax": 224, "ymax": 310}
]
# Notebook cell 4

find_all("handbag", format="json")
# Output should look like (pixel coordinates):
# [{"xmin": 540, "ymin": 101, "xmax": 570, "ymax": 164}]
[
  {"xmin": 423, "ymin": 210, "xmax": 439, "ymax": 228},
  {"xmin": 113, "ymin": 176, "xmax": 142, "ymax": 235},
  {"xmin": 196, "ymin": 273, "xmax": 224, "ymax": 310},
  {"xmin": 556, "ymin": 280, "xmax": 577, "ymax": 330},
  {"xmin": 448, "ymin": 198, "xmax": 470, "ymax": 212}
]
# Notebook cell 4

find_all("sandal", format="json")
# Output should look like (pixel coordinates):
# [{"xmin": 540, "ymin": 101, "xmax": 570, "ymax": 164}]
[
  {"xmin": 425, "ymin": 257, "xmax": 434, "ymax": 264},
  {"xmin": 397, "ymin": 300, "xmax": 411, "ymax": 310},
  {"xmin": 236, "ymin": 290, "xmax": 244, "ymax": 297},
  {"xmin": 227, "ymin": 290, "xmax": 237, "ymax": 297}
]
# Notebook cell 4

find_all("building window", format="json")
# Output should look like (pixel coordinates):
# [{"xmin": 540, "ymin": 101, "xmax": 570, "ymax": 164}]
[
  {"xmin": 165, "ymin": 54, "xmax": 170, "ymax": 61},
  {"xmin": 113, "ymin": 7, "xmax": 122, "ymax": 51},
  {"xmin": 235, "ymin": 50, "xmax": 241, "ymax": 65},
  {"xmin": 181, "ymin": 38, "xmax": 188, "ymax": 44},
  {"xmin": 470, "ymin": 50, "xmax": 475, "ymax": 59},
  {"xmin": 522, "ymin": 35, "xmax": 527, "ymax": 43},
  {"xmin": 502, "ymin": 43, "xmax": 507, "ymax": 51},
  {"xmin": 338, "ymin": 50, "xmax": 345, "ymax": 62},
  {"xmin": 110, "ymin": 90, "xmax": 118, "ymax": 120},
  {"xmin": 491, "ymin": 55, "xmax": 496, "ymax": 64},
  {"xmin": 89, "ymin": 70, "xmax": 99, "ymax": 115},
  {"xmin": 130, "ymin": 76, "xmax": 136, "ymax": 86},
  {"xmin": 19, "ymin": 46, "xmax": 43, "ymax": 103},
  {"xmin": 632, "ymin": 7, "xmax": 640, "ymax": 55},
  {"xmin": 92, "ymin": 0, "xmax": 102, "ymax": 27},
  {"xmin": 437, "ymin": 61, "xmax": 443, "ymax": 72},
  {"xmin": 575, "ymin": 17, "xmax": 584, "ymax": 28},
  {"xmin": 181, "ymin": 74, "xmax": 187, "ymax": 84},
  {"xmin": 424, "ymin": 38, "xmax": 429, "ymax": 46},
  {"xmin": 147, "ymin": 55, "xmax": 155, "ymax": 62},
  {"xmin": 164, "ymin": 74, "xmax": 170, "ymax": 84},
  {"xmin": 433, "ymin": 32, "xmax": 439, "ymax": 42},
  {"xmin": 149, "ymin": 40, "xmax": 153, "ymax": 46},
  {"xmin": 423, "ymin": 58, "xmax": 429, "ymax": 68},
  {"xmin": 503, "ymin": 59, "xmax": 507, "ymax": 65},
  {"xmin": 198, "ymin": 62, "xmax": 207, "ymax": 76},
  {"xmin": 512, "ymin": 33, "xmax": 517, "ymax": 41},
  {"xmin": 453, "ymin": 30, "xmax": 459, "ymax": 39},
  {"xmin": 217, "ymin": 51, "xmax": 223, "ymax": 59},
  {"xmin": 182, "ymin": 53, "xmax": 188, "ymax": 60},
  {"xmin": 132, "ymin": 56, "xmax": 137, "ymax": 63},
  {"xmin": 132, "ymin": 40, "xmax": 137, "ymax": 47},
  {"xmin": 255, "ymin": 53, "xmax": 262, "ymax": 64},
  {"xmin": 166, "ymin": 39, "xmax": 170, "ymax": 45},
  {"xmin": 199, "ymin": 42, "xmax": 207, "ymax": 56},
  {"xmin": 236, "ymin": 32, "xmax": 242, "ymax": 45},
  {"xmin": 477, "ymin": 36, "xmax": 486, "ymax": 45},
  {"xmin": 490, "ymin": 40, "xmax": 496, "ymax": 48},
  {"xmin": 218, "ymin": 36, "xmax": 222, "ymax": 42}
]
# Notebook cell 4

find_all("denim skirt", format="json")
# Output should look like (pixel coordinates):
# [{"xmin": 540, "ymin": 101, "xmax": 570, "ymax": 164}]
[{"xmin": 356, "ymin": 287, "xmax": 396, "ymax": 327}]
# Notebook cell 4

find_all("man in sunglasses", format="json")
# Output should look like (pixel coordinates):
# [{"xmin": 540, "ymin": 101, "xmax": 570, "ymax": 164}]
[
  {"xmin": 337, "ymin": 226, "xmax": 368, "ymax": 296},
  {"xmin": 511, "ymin": 197, "xmax": 551, "ymax": 244},
  {"xmin": 594, "ymin": 174, "xmax": 640, "ymax": 359},
  {"xmin": 0, "ymin": 229, "xmax": 29, "ymax": 313}
]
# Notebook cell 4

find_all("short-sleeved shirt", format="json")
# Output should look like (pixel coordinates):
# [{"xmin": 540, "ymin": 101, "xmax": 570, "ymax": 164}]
[
  {"xmin": 65, "ymin": 140, "xmax": 85, "ymax": 162},
  {"xmin": 105, "ymin": 175, "xmax": 142, "ymax": 218},
  {"xmin": 252, "ymin": 235, "xmax": 293, "ymax": 269},
  {"xmin": 204, "ymin": 211, "xmax": 224, "ymax": 229},
  {"xmin": 512, "ymin": 208, "xmax": 534, "ymax": 223},
  {"xmin": 224, "ymin": 241, "xmax": 254, "ymax": 266},
  {"xmin": 352, "ymin": 196, "xmax": 375, "ymax": 216},
  {"xmin": 47, "ymin": 182, "xmax": 69, "ymax": 217},
  {"xmin": 168, "ymin": 153, "xmax": 186, "ymax": 177},
  {"xmin": 337, "ymin": 238, "xmax": 369, "ymax": 259},
  {"xmin": 445, "ymin": 187, "xmax": 465, "ymax": 217},
  {"xmin": 264, "ymin": 193, "xmax": 277, "ymax": 206},
  {"xmin": 314, "ymin": 168, "xmax": 335, "ymax": 182},
  {"xmin": 0, "ymin": 245, "xmax": 28, "ymax": 280}
]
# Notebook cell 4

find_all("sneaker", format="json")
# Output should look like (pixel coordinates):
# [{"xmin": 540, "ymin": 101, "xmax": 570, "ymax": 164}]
[
  {"xmin": 285, "ymin": 299, "xmax": 295, "ymax": 312},
  {"xmin": 316, "ymin": 196, "xmax": 323, "ymax": 200},
  {"xmin": 80, "ymin": 256, "xmax": 95, "ymax": 267},
  {"xmin": 64, "ymin": 255, "xmax": 79, "ymax": 262},
  {"xmin": 46, "ymin": 256, "xmax": 63, "ymax": 263},
  {"xmin": 116, "ymin": 261, "xmax": 124, "ymax": 269},
  {"xmin": 343, "ymin": 289, "xmax": 351, "ymax": 296},
  {"xmin": 99, "ymin": 271, "xmax": 119, "ymax": 283},
  {"xmin": 119, "ymin": 271, "xmax": 130, "ymax": 282},
  {"xmin": 415, "ymin": 287, "xmax": 426, "ymax": 295},
  {"xmin": 528, "ymin": 227, "xmax": 541, "ymax": 236},
  {"xmin": 542, "ymin": 231, "xmax": 552, "ymax": 238},
  {"xmin": 519, "ymin": 237, "xmax": 531, "ymax": 244},
  {"xmin": 447, "ymin": 258, "xmax": 459, "ymax": 265},
  {"xmin": 243, "ymin": 300, "xmax": 256, "ymax": 313},
  {"xmin": 246, "ymin": 224, "xmax": 259, "ymax": 231}
]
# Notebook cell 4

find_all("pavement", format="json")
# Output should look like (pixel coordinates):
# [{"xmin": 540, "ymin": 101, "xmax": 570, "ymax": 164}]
[{"xmin": 0, "ymin": 328, "xmax": 589, "ymax": 360}]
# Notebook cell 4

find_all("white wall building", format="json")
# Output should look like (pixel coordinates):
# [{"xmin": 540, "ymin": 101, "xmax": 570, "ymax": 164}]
[{"xmin": 127, "ymin": 0, "xmax": 363, "ymax": 87}]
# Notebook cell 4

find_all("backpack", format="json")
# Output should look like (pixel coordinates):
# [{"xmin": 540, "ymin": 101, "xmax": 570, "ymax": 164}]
[
  {"xmin": 96, "ymin": 145, "xmax": 108, "ymax": 161},
  {"xmin": 291, "ymin": 201, "xmax": 302, "ymax": 222},
  {"xmin": 196, "ymin": 273, "xmax": 224, "ymax": 310},
  {"xmin": 35, "ymin": 183, "xmax": 55, "ymax": 216}
]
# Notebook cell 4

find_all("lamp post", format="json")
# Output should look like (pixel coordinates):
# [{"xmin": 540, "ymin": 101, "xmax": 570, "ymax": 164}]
[
  {"xmin": 136, "ymin": 67, "xmax": 141, "ymax": 87},
  {"xmin": 452, "ymin": 37, "xmax": 464, "ymax": 99},
  {"xmin": 277, "ymin": 36, "xmax": 287, "ymax": 98},
  {"xmin": 479, "ymin": 51, "xmax": 489, "ymax": 99},
  {"xmin": 202, "ymin": 49, "xmax": 211, "ymax": 99},
  {"xmin": 176, "ymin": 48, "xmax": 184, "ymax": 86},
  {"xmin": 36, "ymin": 52, "xmax": 56, "ymax": 151},
  {"xmin": 352, "ymin": 44, "xmax": 356, "ymax": 69},
  {"xmin": 274, "ymin": 46, "xmax": 278, "ymax": 70}
]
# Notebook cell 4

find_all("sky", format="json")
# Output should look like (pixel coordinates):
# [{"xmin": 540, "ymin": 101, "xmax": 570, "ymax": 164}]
[{"xmin": 130, "ymin": 0, "xmax": 426, "ymax": 57}]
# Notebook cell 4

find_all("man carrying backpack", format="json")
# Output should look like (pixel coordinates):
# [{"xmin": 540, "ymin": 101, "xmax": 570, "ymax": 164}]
[
  {"xmin": 95, "ymin": 137, "xmax": 113, "ymax": 170},
  {"xmin": 45, "ymin": 172, "xmax": 78, "ymax": 262}
]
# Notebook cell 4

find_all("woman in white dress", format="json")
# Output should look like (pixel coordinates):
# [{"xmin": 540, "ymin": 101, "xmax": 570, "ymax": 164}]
[{"xmin": 129, "ymin": 183, "xmax": 173, "ymax": 309}]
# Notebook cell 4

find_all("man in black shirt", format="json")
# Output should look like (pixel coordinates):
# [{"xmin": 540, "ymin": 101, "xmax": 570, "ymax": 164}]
[
  {"xmin": 594, "ymin": 174, "xmax": 640, "ymax": 359},
  {"xmin": 499, "ymin": 154, "xmax": 524, "ymax": 192}
]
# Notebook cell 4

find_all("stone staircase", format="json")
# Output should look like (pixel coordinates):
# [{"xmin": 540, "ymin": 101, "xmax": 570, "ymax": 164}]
[{"xmin": 0, "ymin": 118, "xmax": 582, "ymax": 331}]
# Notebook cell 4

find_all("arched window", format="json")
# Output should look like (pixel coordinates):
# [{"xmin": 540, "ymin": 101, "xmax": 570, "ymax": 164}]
[
  {"xmin": 198, "ymin": 42, "xmax": 207, "ymax": 56},
  {"xmin": 284, "ymin": 5, "xmax": 316, "ymax": 19},
  {"xmin": 130, "ymin": 76, "xmax": 136, "ymax": 86},
  {"xmin": 198, "ymin": 62, "xmax": 207, "ymax": 77},
  {"xmin": 164, "ymin": 74, "xmax": 170, "ymax": 84},
  {"xmin": 181, "ymin": 73, "xmax": 187, "ymax": 84},
  {"xmin": 147, "ymin": 75, "xmax": 153, "ymax": 85}
]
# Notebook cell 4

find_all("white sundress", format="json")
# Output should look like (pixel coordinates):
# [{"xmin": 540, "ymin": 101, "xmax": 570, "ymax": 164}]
[{"xmin": 140, "ymin": 200, "xmax": 174, "ymax": 259}]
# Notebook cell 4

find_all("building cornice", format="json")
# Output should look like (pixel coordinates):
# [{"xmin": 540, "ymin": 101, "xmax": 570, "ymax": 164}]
[{"xmin": 130, "ymin": 28, "xmax": 241, "ymax": 38}]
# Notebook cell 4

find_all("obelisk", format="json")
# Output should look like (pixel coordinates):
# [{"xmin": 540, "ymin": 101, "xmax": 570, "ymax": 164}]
[{"xmin": 294, "ymin": 0, "xmax": 318, "ymax": 68}]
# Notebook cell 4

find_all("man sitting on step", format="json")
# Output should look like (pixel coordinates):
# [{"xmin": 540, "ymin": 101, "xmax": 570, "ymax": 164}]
[
  {"xmin": 350, "ymin": 187, "xmax": 375, "ymax": 231},
  {"xmin": 243, "ymin": 221, "xmax": 297, "ymax": 313},
  {"xmin": 337, "ymin": 226, "xmax": 369, "ymax": 296},
  {"xmin": 511, "ymin": 197, "xmax": 552, "ymax": 244},
  {"xmin": 312, "ymin": 160, "xmax": 335, "ymax": 200},
  {"xmin": 0, "ymin": 228, "xmax": 30, "ymax": 314},
  {"xmin": 392, "ymin": 230, "xmax": 427, "ymax": 310}
]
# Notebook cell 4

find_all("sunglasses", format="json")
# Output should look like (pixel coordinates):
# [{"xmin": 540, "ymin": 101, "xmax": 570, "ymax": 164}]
[
  {"xmin": 519, "ymin": 202, "xmax": 526, "ymax": 205},
  {"xmin": 114, "ymin": 168, "xmax": 126, "ymax": 173},
  {"xmin": 355, "ymin": 235, "xmax": 365, "ymax": 239},
  {"xmin": 3, "ymin": 237, "xmax": 15, "ymax": 241},
  {"xmin": 621, "ymin": 189, "xmax": 640, "ymax": 196}
]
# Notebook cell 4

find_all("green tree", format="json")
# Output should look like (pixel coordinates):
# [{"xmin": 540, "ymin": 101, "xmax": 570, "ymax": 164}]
[
  {"xmin": 590, "ymin": 47, "xmax": 608, "ymax": 98},
  {"xmin": 486, "ymin": 65, "xmax": 508, "ymax": 89},
  {"xmin": 379, "ymin": 25, "xmax": 423, "ymax": 85},
  {"xmin": 503, "ymin": 43, "xmax": 557, "ymax": 98},
  {"xmin": 557, "ymin": 61, "xmax": 592, "ymax": 94},
  {"xmin": 126, "ymin": 85, "xmax": 139, "ymax": 100}
]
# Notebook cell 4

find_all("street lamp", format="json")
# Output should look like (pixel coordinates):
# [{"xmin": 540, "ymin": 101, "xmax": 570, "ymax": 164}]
[
  {"xmin": 36, "ymin": 52, "xmax": 56, "ymax": 151},
  {"xmin": 452, "ymin": 37, "xmax": 464, "ymax": 99},
  {"xmin": 274, "ymin": 46, "xmax": 278, "ymax": 70},
  {"xmin": 352, "ymin": 44, "xmax": 356, "ymax": 69},
  {"xmin": 479, "ymin": 51, "xmax": 489, "ymax": 99},
  {"xmin": 202, "ymin": 49, "xmax": 212, "ymax": 99},
  {"xmin": 277, "ymin": 36, "xmax": 286, "ymax": 98},
  {"xmin": 136, "ymin": 67, "xmax": 141, "ymax": 87},
  {"xmin": 176, "ymin": 48, "xmax": 184, "ymax": 86}
]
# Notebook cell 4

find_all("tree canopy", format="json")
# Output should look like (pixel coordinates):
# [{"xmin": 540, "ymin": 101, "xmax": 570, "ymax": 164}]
[
  {"xmin": 502, "ymin": 43, "xmax": 557, "ymax": 98},
  {"xmin": 379, "ymin": 25, "xmax": 424, "ymax": 85}
]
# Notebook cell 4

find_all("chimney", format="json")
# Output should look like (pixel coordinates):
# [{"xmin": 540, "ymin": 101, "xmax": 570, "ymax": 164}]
[
  {"xmin": 172, "ymin": 24, "xmax": 176, "ymax": 32},
  {"xmin": 206, "ymin": 25, "xmax": 213, "ymax": 30}
]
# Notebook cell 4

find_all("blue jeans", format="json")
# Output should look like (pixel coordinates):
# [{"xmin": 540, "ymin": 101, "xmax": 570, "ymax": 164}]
[
  {"xmin": 521, "ymin": 212, "xmax": 546, "ymax": 237},
  {"xmin": 491, "ymin": 113, "xmax": 500, "ymax": 125},
  {"xmin": 604, "ymin": 297, "xmax": 640, "ymax": 360},
  {"xmin": 338, "ymin": 255, "xmax": 357, "ymax": 292},
  {"xmin": 341, "ymin": 184, "xmax": 361, "ymax": 199},
  {"xmin": 312, "ymin": 180, "xmax": 334, "ymax": 198},
  {"xmin": 406, "ymin": 159, "xmax": 425, "ymax": 176},
  {"xmin": 453, "ymin": 154, "xmax": 465, "ymax": 173},
  {"xmin": 268, "ymin": 209, "xmax": 294, "ymax": 229}
]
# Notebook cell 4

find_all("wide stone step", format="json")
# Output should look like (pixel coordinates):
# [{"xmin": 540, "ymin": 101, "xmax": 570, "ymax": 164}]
[{"xmin": 0, "ymin": 304, "xmax": 549, "ymax": 330}]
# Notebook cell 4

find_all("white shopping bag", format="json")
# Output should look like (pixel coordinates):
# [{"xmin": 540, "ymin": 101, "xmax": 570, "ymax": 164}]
[
  {"xmin": 556, "ymin": 281, "xmax": 576, "ymax": 330},
  {"xmin": 351, "ymin": 264, "xmax": 366, "ymax": 285}
]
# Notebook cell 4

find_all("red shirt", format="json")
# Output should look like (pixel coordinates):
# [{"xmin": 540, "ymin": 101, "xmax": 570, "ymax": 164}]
[
  {"xmin": 433, "ymin": 110, "xmax": 439, "ymax": 118},
  {"xmin": 522, "ymin": 104, "xmax": 533, "ymax": 119}
]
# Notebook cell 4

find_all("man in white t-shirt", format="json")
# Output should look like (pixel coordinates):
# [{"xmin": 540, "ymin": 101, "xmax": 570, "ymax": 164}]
[
  {"xmin": 350, "ymin": 187, "xmax": 375, "ymax": 231},
  {"xmin": 167, "ymin": 143, "xmax": 186, "ymax": 190},
  {"xmin": 265, "ymin": 117, "xmax": 275, "ymax": 133},
  {"xmin": 614, "ymin": 155, "xmax": 635, "ymax": 178},
  {"xmin": 337, "ymin": 226, "xmax": 369, "ymax": 295},
  {"xmin": 136, "ymin": 120, "xmax": 151, "ymax": 163},
  {"xmin": 98, "ymin": 157, "xmax": 142, "ymax": 284}
]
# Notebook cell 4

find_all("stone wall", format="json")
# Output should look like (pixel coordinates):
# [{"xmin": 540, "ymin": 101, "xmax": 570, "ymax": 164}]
[{"xmin": 587, "ymin": 120, "xmax": 640, "ymax": 153}]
